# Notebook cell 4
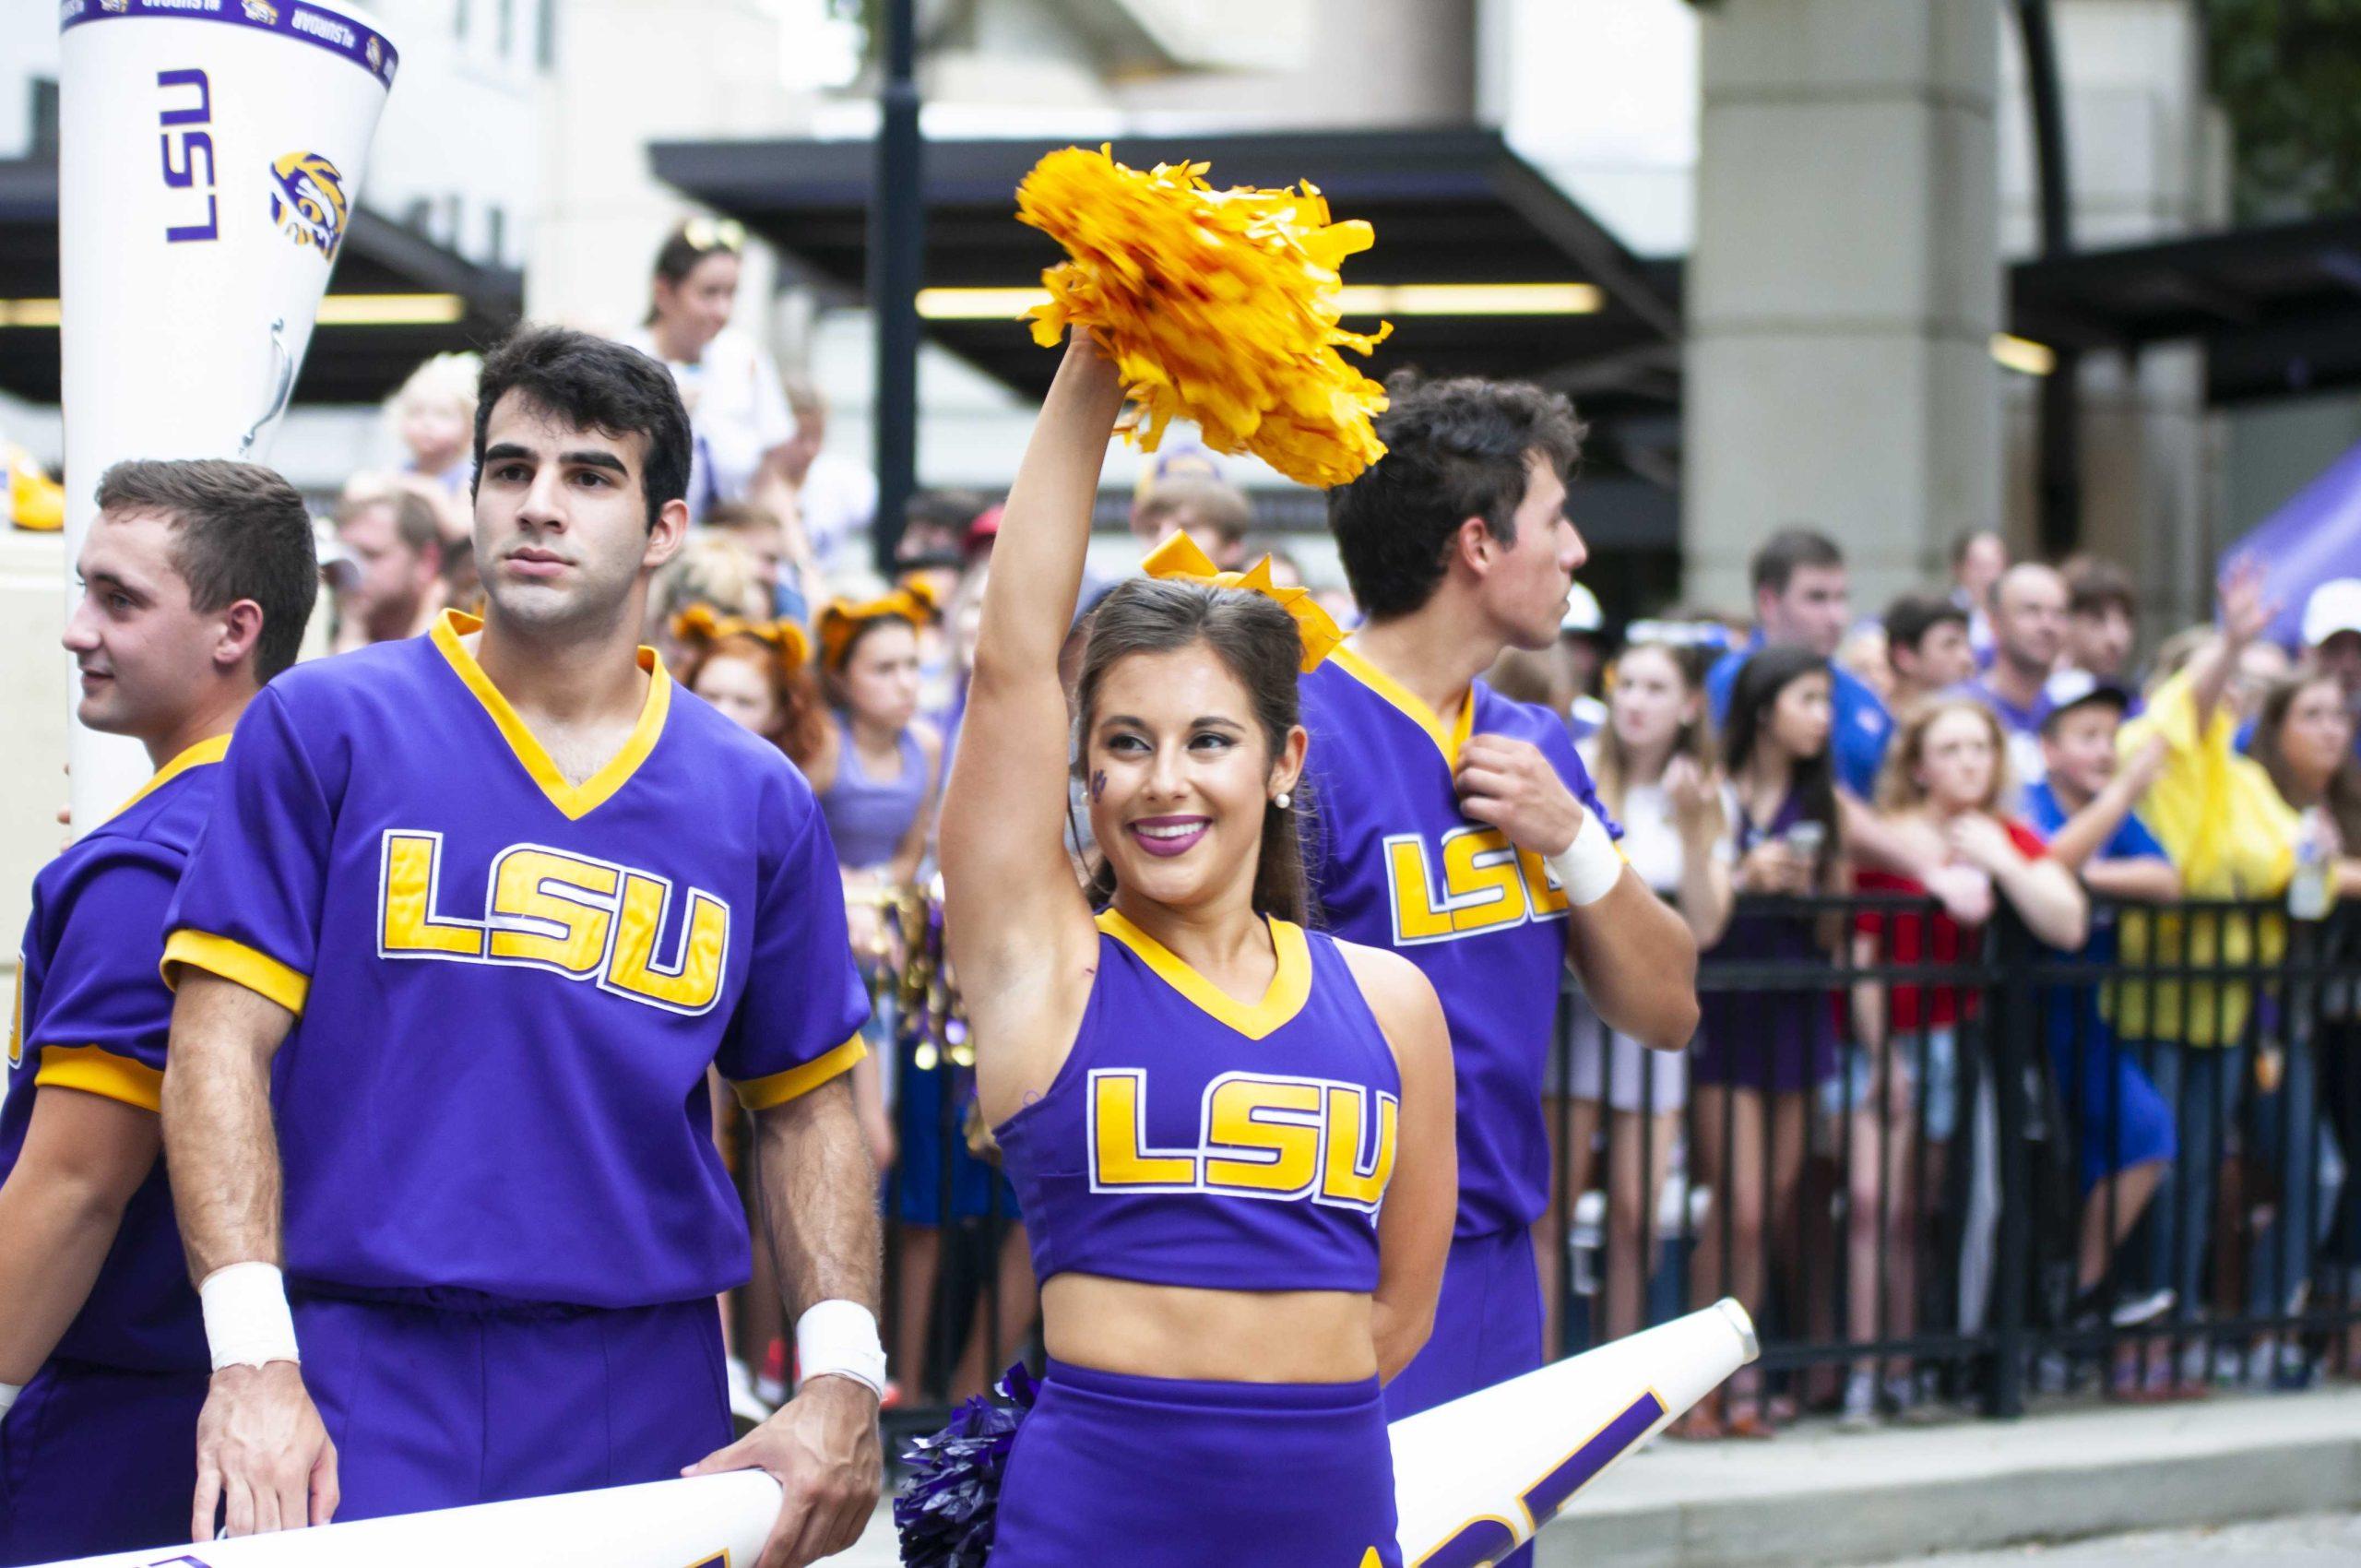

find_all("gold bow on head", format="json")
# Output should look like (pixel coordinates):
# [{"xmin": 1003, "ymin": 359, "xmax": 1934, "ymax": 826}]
[
  {"xmin": 1139, "ymin": 532, "xmax": 1345, "ymax": 673},
  {"xmin": 817, "ymin": 580, "xmax": 941, "ymax": 669},
  {"xmin": 671, "ymin": 602, "xmax": 812, "ymax": 669}
]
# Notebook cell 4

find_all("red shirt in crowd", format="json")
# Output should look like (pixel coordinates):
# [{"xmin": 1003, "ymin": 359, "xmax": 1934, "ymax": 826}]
[{"xmin": 1855, "ymin": 817, "xmax": 2049, "ymax": 1031}]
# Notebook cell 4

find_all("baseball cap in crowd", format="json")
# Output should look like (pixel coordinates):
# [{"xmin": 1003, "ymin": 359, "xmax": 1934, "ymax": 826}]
[
  {"xmin": 2037, "ymin": 667, "xmax": 2130, "ymax": 731},
  {"xmin": 965, "ymin": 504, "xmax": 1003, "ymax": 561},
  {"xmin": 2302, "ymin": 578, "xmax": 2361, "ymax": 647},
  {"xmin": 1132, "ymin": 443, "xmax": 1224, "ymax": 506},
  {"xmin": 1561, "ymin": 582, "xmax": 1604, "ymax": 636}
]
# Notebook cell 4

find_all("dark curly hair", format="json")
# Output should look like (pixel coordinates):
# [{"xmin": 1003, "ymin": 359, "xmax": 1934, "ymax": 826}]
[
  {"xmin": 1073, "ymin": 580, "xmax": 1314, "ymax": 924},
  {"xmin": 1325, "ymin": 372, "xmax": 1586, "ymax": 621},
  {"xmin": 473, "ymin": 324, "xmax": 691, "ymax": 533}
]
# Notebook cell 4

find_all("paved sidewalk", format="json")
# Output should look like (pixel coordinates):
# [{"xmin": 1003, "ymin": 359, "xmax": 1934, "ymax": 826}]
[{"xmin": 838, "ymin": 1386, "xmax": 2361, "ymax": 1566}]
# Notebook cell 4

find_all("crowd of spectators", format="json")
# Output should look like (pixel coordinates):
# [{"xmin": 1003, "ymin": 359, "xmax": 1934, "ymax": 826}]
[{"xmin": 293, "ymin": 214, "xmax": 2361, "ymax": 1429}]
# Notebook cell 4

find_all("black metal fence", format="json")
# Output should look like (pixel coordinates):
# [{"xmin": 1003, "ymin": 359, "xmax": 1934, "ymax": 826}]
[{"xmin": 744, "ymin": 891, "xmax": 2361, "ymax": 1439}]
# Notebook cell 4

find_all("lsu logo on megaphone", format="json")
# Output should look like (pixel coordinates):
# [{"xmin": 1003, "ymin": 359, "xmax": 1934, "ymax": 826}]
[{"xmin": 268, "ymin": 149, "xmax": 348, "ymax": 261}]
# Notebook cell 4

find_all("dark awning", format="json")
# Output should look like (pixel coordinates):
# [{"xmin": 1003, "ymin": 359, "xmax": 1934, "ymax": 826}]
[
  {"xmin": 649, "ymin": 126, "xmax": 1684, "ymax": 418},
  {"xmin": 2010, "ymin": 211, "xmax": 2361, "ymax": 403},
  {"xmin": 0, "ymin": 153, "xmax": 522, "ymax": 405}
]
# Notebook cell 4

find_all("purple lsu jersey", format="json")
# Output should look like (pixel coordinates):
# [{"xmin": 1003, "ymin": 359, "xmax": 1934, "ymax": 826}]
[
  {"xmin": 996, "ymin": 910, "xmax": 1401, "ymax": 1293},
  {"xmin": 0, "ymin": 741, "xmax": 225, "ymax": 1372},
  {"xmin": 162, "ymin": 612, "xmax": 870, "ymax": 1309},
  {"xmin": 1300, "ymin": 647, "xmax": 1619, "ymax": 1238}
]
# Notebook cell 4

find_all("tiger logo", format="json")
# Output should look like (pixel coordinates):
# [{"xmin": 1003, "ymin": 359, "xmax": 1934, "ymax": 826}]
[
  {"xmin": 365, "ymin": 36, "xmax": 382, "ymax": 71},
  {"xmin": 99, "ymin": 0, "xmax": 130, "ymax": 14},
  {"xmin": 268, "ymin": 151, "xmax": 349, "ymax": 262},
  {"xmin": 240, "ymin": 0, "xmax": 279, "ymax": 21}
]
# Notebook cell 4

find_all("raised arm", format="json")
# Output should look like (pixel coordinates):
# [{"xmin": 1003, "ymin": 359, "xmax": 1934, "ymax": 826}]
[
  {"xmin": 939, "ymin": 336, "xmax": 1129, "ymax": 1109},
  {"xmin": 162, "ymin": 970, "xmax": 334, "ymax": 1539},
  {"xmin": 2189, "ymin": 561, "xmax": 2272, "ymax": 735}
]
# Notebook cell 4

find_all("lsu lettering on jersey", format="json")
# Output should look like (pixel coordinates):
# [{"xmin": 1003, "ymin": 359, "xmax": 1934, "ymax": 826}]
[
  {"xmin": 1299, "ymin": 646, "xmax": 1619, "ymax": 1238},
  {"xmin": 162, "ymin": 612, "xmax": 869, "ymax": 1309},
  {"xmin": 0, "ymin": 739, "xmax": 228, "ymax": 1372}
]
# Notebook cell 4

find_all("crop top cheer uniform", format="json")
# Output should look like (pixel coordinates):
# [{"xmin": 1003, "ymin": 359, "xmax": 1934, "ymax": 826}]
[{"xmin": 983, "ymin": 909, "xmax": 1406, "ymax": 1568}]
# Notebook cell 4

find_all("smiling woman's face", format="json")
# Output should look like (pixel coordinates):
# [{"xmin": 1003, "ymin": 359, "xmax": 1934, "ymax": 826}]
[{"xmin": 1083, "ymin": 642, "xmax": 1303, "ymax": 915}]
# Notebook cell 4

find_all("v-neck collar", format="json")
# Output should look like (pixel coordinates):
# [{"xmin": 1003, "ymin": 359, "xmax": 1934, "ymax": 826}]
[
  {"xmin": 1330, "ymin": 643, "xmax": 1477, "ymax": 769},
  {"xmin": 110, "ymin": 733, "xmax": 231, "ymax": 821},
  {"xmin": 430, "ymin": 610, "xmax": 670, "ymax": 822},
  {"xmin": 1096, "ymin": 909, "xmax": 1312, "ymax": 1041}
]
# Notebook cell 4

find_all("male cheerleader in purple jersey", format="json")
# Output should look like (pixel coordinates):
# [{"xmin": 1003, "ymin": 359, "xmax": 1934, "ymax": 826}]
[
  {"xmin": 934, "ymin": 334, "xmax": 1455, "ymax": 1566},
  {"xmin": 1307, "ymin": 378, "xmax": 1700, "ymax": 1559},
  {"xmin": 160, "ymin": 328, "xmax": 882, "ymax": 1566},
  {"xmin": 0, "ymin": 459, "xmax": 316, "ymax": 1565}
]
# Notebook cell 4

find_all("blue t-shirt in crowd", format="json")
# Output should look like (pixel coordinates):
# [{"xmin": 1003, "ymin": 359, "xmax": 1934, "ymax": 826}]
[{"xmin": 1707, "ymin": 634, "xmax": 1892, "ymax": 799}]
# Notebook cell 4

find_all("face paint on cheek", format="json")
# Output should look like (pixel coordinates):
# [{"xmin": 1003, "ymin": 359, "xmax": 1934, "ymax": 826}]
[{"xmin": 1090, "ymin": 770, "xmax": 1107, "ymax": 803}]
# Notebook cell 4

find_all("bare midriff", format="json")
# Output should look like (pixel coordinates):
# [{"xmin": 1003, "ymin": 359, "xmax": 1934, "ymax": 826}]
[{"xmin": 1041, "ymin": 1274, "xmax": 1378, "ymax": 1384}]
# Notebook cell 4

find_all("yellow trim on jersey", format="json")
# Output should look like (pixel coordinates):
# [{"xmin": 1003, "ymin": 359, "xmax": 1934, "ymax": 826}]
[
  {"xmin": 430, "ymin": 611, "xmax": 672, "ymax": 822},
  {"xmin": 733, "ymin": 1034, "xmax": 867, "ymax": 1111},
  {"xmin": 1329, "ymin": 644, "xmax": 1477, "ymax": 769},
  {"xmin": 160, "ymin": 930, "xmax": 310, "ymax": 1016},
  {"xmin": 34, "ymin": 1044, "xmax": 164, "ymax": 1111},
  {"xmin": 109, "ymin": 732, "xmax": 231, "ymax": 821},
  {"xmin": 1095, "ymin": 909, "xmax": 1312, "ymax": 1041}
]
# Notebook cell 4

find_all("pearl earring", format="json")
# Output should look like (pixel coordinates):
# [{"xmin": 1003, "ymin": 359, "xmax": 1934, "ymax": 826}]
[{"xmin": 1273, "ymin": 791, "xmax": 1293, "ymax": 810}]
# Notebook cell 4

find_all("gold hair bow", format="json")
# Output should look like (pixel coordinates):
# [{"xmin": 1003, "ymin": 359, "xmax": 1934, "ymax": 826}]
[
  {"xmin": 1139, "ymin": 532, "xmax": 1346, "ymax": 673},
  {"xmin": 671, "ymin": 602, "xmax": 812, "ymax": 668},
  {"xmin": 817, "ymin": 582, "xmax": 940, "ymax": 669}
]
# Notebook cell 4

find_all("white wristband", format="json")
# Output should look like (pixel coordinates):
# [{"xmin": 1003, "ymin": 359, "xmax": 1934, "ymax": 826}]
[
  {"xmin": 0, "ymin": 1381, "xmax": 19, "ymax": 1418},
  {"xmin": 198, "ymin": 1262, "xmax": 300, "ymax": 1372},
  {"xmin": 1546, "ymin": 809, "xmax": 1623, "ymax": 908},
  {"xmin": 795, "ymin": 1300, "xmax": 886, "ymax": 1398}
]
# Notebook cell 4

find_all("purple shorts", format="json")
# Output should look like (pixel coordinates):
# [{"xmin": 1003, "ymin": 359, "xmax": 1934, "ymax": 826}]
[
  {"xmin": 993, "ymin": 1360, "xmax": 1400, "ymax": 1568},
  {"xmin": 0, "ymin": 1359, "xmax": 208, "ymax": 1565},
  {"xmin": 291, "ymin": 1286, "xmax": 730, "ymax": 1524},
  {"xmin": 1382, "ymin": 1227, "xmax": 1545, "ymax": 1568}
]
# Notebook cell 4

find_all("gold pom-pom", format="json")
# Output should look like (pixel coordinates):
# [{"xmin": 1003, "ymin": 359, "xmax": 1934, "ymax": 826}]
[{"xmin": 1016, "ymin": 147, "xmax": 1391, "ymax": 490}]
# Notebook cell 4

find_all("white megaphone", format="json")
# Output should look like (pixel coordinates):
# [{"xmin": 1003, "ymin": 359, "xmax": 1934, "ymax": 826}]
[
  {"xmin": 56, "ymin": 0, "xmax": 399, "ymax": 825},
  {"xmin": 1392, "ymin": 1299, "xmax": 1759, "ymax": 1565}
]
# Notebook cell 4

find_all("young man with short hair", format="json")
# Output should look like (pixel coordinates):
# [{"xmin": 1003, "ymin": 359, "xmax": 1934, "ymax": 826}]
[
  {"xmin": 2061, "ymin": 553, "xmax": 2140, "ymax": 686},
  {"xmin": 329, "ymin": 487, "xmax": 444, "ymax": 649},
  {"xmin": 1130, "ymin": 476, "xmax": 1252, "ymax": 570},
  {"xmin": 1882, "ymin": 593, "xmax": 1975, "ymax": 715},
  {"xmin": 1309, "ymin": 376, "xmax": 1699, "ymax": 1558},
  {"xmin": 1956, "ymin": 562, "xmax": 2069, "ymax": 798},
  {"xmin": 0, "ymin": 458, "xmax": 316, "ymax": 1564},
  {"xmin": 1705, "ymin": 528, "xmax": 1893, "ymax": 799},
  {"xmin": 161, "ymin": 327, "xmax": 883, "ymax": 1564}
]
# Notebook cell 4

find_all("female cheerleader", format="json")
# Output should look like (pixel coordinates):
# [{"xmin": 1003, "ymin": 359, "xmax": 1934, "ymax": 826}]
[{"xmin": 937, "ymin": 335, "xmax": 1454, "ymax": 1565}]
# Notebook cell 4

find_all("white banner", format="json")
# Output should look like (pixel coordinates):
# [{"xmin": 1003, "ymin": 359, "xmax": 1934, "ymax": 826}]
[
  {"xmin": 20, "ymin": 1301, "xmax": 1754, "ymax": 1568},
  {"xmin": 56, "ymin": 0, "xmax": 398, "ymax": 822}
]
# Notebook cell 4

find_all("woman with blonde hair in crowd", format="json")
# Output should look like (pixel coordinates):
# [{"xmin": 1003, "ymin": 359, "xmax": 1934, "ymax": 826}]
[
  {"xmin": 647, "ymin": 532, "xmax": 772, "ymax": 669},
  {"xmin": 1680, "ymin": 645, "xmax": 1846, "ymax": 1438},
  {"xmin": 1557, "ymin": 642, "xmax": 1734, "ymax": 1349},
  {"xmin": 1843, "ymin": 698, "xmax": 2085, "ymax": 1427}
]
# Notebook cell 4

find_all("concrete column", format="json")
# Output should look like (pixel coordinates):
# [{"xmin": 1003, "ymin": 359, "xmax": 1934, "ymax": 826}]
[{"xmin": 1683, "ymin": 0, "xmax": 2002, "ymax": 615}]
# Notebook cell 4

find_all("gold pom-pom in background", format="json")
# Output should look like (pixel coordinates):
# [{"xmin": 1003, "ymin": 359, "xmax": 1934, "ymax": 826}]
[{"xmin": 1016, "ymin": 146, "xmax": 1392, "ymax": 490}]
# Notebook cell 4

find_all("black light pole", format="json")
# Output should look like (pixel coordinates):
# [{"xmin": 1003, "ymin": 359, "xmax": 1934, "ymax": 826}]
[
  {"xmin": 2015, "ymin": 0, "xmax": 2081, "ymax": 561},
  {"xmin": 869, "ymin": 0, "xmax": 921, "ymax": 576}
]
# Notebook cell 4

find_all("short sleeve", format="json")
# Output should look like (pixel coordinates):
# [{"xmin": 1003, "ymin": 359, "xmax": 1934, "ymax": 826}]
[
  {"xmin": 28, "ymin": 844, "xmax": 181, "ymax": 1111},
  {"xmin": 2112, "ymin": 812, "xmax": 2171, "ymax": 864},
  {"xmin": 2006, "ymin": 818, "xmax": 2049, "ymax": 860},
  {"xmin": 751, "ymin": 349, "xmax": 795, "ymax": 452},
  {"xmin": 1536, "ymin": 720, "xmax": 1622, "ymax": 841},
  {"xmin": 718, "ymin": 790, "xmax": 872, "ymax": 1109},
  {"xmin": 160, "ymin": 689, "xmax": 333, "ymax": 1016}
]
